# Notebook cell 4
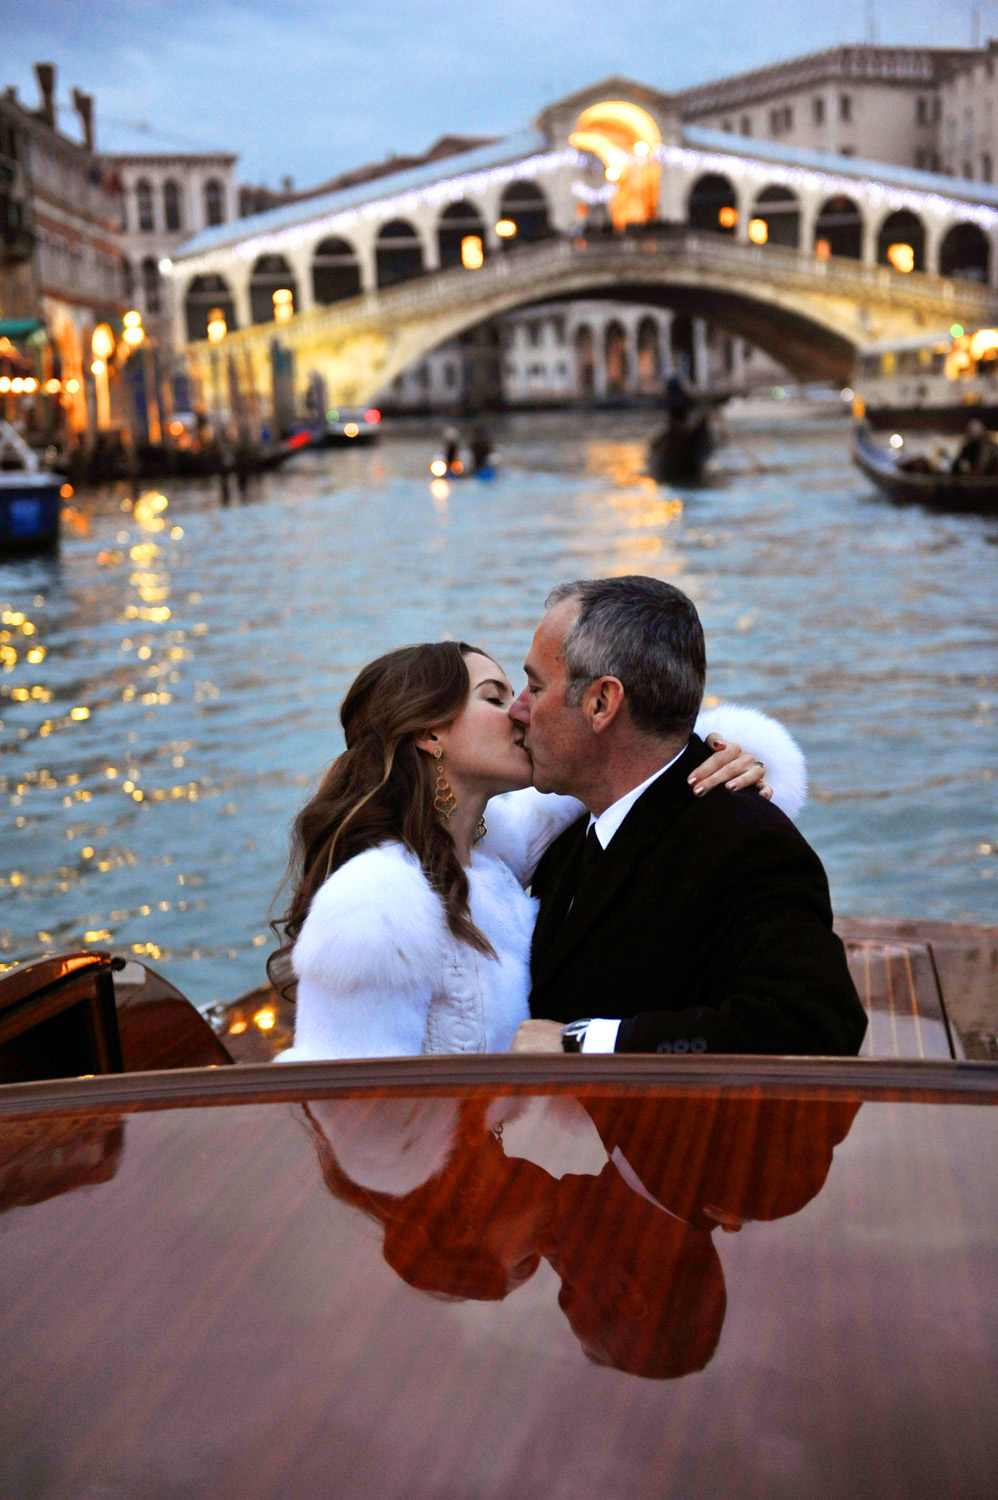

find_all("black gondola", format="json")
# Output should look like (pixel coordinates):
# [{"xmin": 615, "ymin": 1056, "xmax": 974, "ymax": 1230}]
[
  {"xmin": 648, "ymin": 405, "xmax": 715, "ymax": 484},
  {"xmin": 852, "ymin": 423, "xmax": 998, "ymax": 514}
]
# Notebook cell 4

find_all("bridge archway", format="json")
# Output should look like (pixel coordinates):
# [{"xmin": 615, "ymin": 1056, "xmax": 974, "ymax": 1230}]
[
  {"xmin": 637, "ymin": 316, "xmax": 661, "ymax": 390},
  {"xmin": 751, "ymin": 185, "xmax": 800, "ymax": 248},
  {"xmin": 814, "ymin": 195, "xmax": 863, "ymax": 260},
  {"xmin": 437, "ymin": 201, "xmax": 487, "ymax": 270},
  {"xmin": 312, "ymin": 237, "xmax": 362, "ymax": 304},
  {"xmin": 688, "ymin": 174, "xmax": 738, "ymax": 236},
  {"xmin": 498, "ymin": 181, "xmax": 550, "ymax": 246},
  {"xmin": 250, "ymin": 254, "xmax": 297, "ymax": 323},
  {"xmin": 605, "ymin": 320, "xmax": 629, "ymax": 392},
  {"xmin": 185, "ymin": 273, "xmax": 237, "ymax": 342},
  {"xmin": 376, "ymin": 219, "xmax": 424, "ymax": 288},
  {"xmin": 938, "ymin": 221, "xmax": 990, "ymax": 283},
  {"xmin": 575, "ymin": 324, "xmax": 595, "ymax": 395},
  {"xmin": 876, "ymin": 209, "xmax": 925, "ymax": 274}
]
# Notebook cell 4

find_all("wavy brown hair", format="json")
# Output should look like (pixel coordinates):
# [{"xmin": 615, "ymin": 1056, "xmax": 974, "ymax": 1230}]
[{"xmin": 268, "ymin": 641, "xmax": 495, "ymax": 996}]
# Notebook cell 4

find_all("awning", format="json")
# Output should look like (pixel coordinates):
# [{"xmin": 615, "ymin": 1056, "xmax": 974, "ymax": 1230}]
[{"xmin": 0, "ymin": 318, "xmax": 45, "ymax": 340}]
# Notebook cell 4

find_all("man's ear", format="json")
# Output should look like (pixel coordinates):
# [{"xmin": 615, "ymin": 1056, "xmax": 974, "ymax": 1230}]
[{"xmin": 584, "ymin": 677, "xmax": 626, "ymax": 733}]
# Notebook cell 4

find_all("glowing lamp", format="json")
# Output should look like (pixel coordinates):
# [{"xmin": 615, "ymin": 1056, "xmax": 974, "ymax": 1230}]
[
  {"xmin": 91, "ymin": 323, "xmax": 115, "ymax": 360},
  {"xmin": 605, "ymin": 165, "xmax": 621, "ymax": 182},
  {"xmin": 886, "ymin": 243, "xmax": 914, "ymax": 274},
  {"xmin": 364, "ymin": 408, "xmax": 381, "ymax": 423},
  {"xmin": 969, "ymin": 329, "xmax": 998, "ymax": 360},
  {"xmin": 253, "ymin": 1007, "xmax": 276, "ymax": 1031},
  {"xmin": 60, "ymin": 483, "xmax": 74, "ymax": 498},
  {"xmin": 950, "ymin": 324, "xmax": 965, "ymax": 338},
  {"xmin": 23, "ymin": 377, "xmax": 38, "ymax": 393},
  {"xmin": 272, "ymin": 288, "xmax": 294, "ymax": 323},
  {"xmin": 495, "ymin": 219, "xmax": 517, "ymax": 238},
  {"xmin": 889, "ymin": 434, "xmax": 904, "ymax": 449},
  {"xmin": 450, "ymin": 458, "xmax": 464, "ymax": 475},
  {"xmin": 0, "ymin": 377, "xmax": 10, "ymax": 392},
  {"xmin": 748, "ymin": 218, "xmax": 768, "ymax": 245},
  {"xmin": 91, "ymin": 360, "xmax": 106, "ymax": 376},
  {"xmin": 460, "ymin": 235, "xmax": 484, "ymax": 270},
  {"xmin": 11, "ymin": 378, "xmax": 24, "ymax": 393},
  {"xmin": 123, "ymin": 310, "xmax": 142, "ymax": 329},
  {"xmin": 430, "ymin": 459, "xmax": 448, "ymax": 477},
  {"xmin": 123, "ymin": 325, "xmax": 145, "ymax": 346},
  {"xmin": 815, "ymin": 238, "xmax": 831, "ymax": 260},
  {"xmin": 168, "ymin": 419, "xmax": 185, "ymax": 437},
  {"xmin": 65, "ymin": 378, "xmax": 81, "ymax": 394},
  {"xmin": 326, "ymin": 409, "xmax": 339, "ymax": 422},
  {"xmin": 343, "ymin": 421, "xmax": 359, "ymax": 438},
  {"xmin": 44, "ymin": 378, "xmax": 61, "ymax": 394},
  {"xmin": 633, "ymin": 140, "xmax": 650, "ymax": 157},
  {"xmin": 206, "ymin": 309, "xmax": 227, "ymax": 344},
  {"xmin": 718, "ymin": 206, "xmax": 738, "ymax": 229}
]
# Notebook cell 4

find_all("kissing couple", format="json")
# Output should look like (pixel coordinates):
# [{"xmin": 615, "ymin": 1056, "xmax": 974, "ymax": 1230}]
[{"xmin": 273, "ymin": 574, "xmax": 866, "ymax": 1059}]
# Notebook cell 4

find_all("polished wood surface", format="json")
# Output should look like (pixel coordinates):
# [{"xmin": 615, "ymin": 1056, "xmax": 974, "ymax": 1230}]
[{"xmin": 1, "ymin": 1056, "xmax": 997, "ymax": 1500}]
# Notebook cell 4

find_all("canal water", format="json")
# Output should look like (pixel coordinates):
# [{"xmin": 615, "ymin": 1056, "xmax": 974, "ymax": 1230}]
[{"xmin": 2, "ymin": 411, "xmax": 996, "ymax": 1007}]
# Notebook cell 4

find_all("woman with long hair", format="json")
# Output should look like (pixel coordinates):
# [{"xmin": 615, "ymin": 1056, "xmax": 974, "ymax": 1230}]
[{"xmin": 270, "ymin": 638, "xmax": 803, "ymax": 1060}]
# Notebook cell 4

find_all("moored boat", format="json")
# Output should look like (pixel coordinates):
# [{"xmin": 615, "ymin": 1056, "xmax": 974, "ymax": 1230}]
[{"xmin": 0, "ymin": 422, "xmax": 67, "ymax": 555}]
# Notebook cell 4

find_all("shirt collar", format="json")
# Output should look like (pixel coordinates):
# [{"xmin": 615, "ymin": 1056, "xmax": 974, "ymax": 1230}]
[{"xmin": 587, "ymin": 742, "xmax": 688, "ymax": 850}]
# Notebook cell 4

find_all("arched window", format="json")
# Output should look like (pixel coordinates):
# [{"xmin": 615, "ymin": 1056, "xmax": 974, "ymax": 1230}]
[
  {"xmin": 437, "ymin": 200, "xmax": 487, "ymax": 269},
  {"xmin": 813, "ymin": 195, "xmax": 863, "ymax": 259},
  {"xmin": 311, "ymin": 236, "xmax": 362, "ymax": 304},
  {"xmin": 136, "ymin": 179, "xmax": 154, "ymax": 232},
  {"xmin": 142, "ymin": 257, "xmax": 161, "ymax": 316},
  {"xmin": 163, "ymin": 179, "xmax": 182, "ymax": 232},
  {"xmin": 605, "ymin": 321, "xmax": 629, "ymax": 393},
  {"xmin": 670, "ymin": 314, "xmax": 695, "ymax": 381},
  {"xmin": 250, "ymin": 254, "xmax": 297, "ymax": 323},
  {"xmin": 122, "ymin": 258, "xmax": 134, "ymax": 301},
  {"xmin": 204, "ymin": 179, "xmax": 226, "ymax": 227},
  {"xmin": 688, "ymin": 174, "xmax": 738, "ymax": 236},
  {"xmin": 750, "ymin": 185, "xmax": 800, "ymax": 248},
  {"xmin": 636, "ymin": 317, "xmax": 661, "ymax": 390},
  {"xmin": 938, "ymin": 221, "xmax": 990, "ymax": 282},
  {"xmin": 876, "ymin": 209, "xmax": 925, "ymax": 273},
  {"xmin": 497, "ymin": 181, "xmax": 550, "ymax": 246},
  {"xmin": 574, "ymin": 325, "xmax": 595, "ymax": 397},
  {"xmin": 375, "ymin": 220, "xmax": 423, "ymax": 289},
  {"xmin": 185, "ymin": 273, "xmax": 237, "ymax": 343}
]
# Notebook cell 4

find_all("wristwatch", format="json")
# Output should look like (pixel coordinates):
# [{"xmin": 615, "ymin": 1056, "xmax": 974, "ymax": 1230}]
[{"xmin": 561, "ymin": 1018, "xmax": 593, "ymax": 1053}]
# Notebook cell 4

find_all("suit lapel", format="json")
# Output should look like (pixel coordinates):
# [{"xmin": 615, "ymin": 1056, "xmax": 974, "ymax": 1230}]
[
  {"xmin": 530, "ymin": 815, "xmax": 588, "ymax": 970},
  {"xmin": 531, "ymin": 738, "xmax": 709, "ymax": 995}
]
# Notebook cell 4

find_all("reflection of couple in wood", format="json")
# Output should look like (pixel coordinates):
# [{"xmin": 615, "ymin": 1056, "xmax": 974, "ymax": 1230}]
[{"xmin": 301, "ymin": 1089, "xmax": 859, "ymax": 1380}]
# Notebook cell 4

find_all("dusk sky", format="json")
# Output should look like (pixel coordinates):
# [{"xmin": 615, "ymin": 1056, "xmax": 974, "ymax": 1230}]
[{"xmin": 5, "ymin": 0, "xmax": 994, "ymax": 185}]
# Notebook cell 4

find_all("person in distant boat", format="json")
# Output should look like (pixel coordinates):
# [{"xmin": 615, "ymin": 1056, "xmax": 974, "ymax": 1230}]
[
  {"xmin": 509, "ymin": 577, "xmax": 866, "ymax": 1058},
  {"xmin": 469, "ymin": 423, "xmax": 493, "ymax": 474},
  {"xmin": 270, "ymin": 630, "xmax": 801, "ymax": 1060},
  {"xmin": 441, "ymin": 425, "xmax": 461, "ymax": 469},
  {"xmin": 663, "ymin": 372, "xmax": 692, "ymax": 423},
  {"xmin": 952, "ymin": 419, "xmax": 998, "ymax": 476}
]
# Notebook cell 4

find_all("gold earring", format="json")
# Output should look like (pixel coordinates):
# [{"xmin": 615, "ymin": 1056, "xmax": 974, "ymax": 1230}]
[{"xmin": 433, "ymin": 745, "xmax": 457, "ymax": 818}]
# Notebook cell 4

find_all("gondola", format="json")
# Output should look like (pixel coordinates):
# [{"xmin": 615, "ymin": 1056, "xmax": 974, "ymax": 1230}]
[
  {"xmin": 852, "ymin": 422, "xmax": 998, "ymax": 513},
  {"xmin": 647, "ymin": 405, "xmax": 715, "ymax": 484},
  {"xmin": 0, "ymin": 421, "xmax": 67, "ymax": 554}
]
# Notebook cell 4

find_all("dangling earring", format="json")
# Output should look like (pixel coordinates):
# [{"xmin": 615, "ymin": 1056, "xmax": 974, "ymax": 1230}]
[
  {"xmin": 473, "ymin": 815, "xmax": 487, "ymax": 845},
  {"xmin": 433, "ymin": 745, "xmax": 457, "ymax": 818}
]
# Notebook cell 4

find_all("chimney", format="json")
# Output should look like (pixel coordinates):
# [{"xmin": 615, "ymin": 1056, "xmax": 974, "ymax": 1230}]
[
  {"xmin": 72, "ymin": 88, "xmax": 95, "ymax": 152},
  {"xmin": 34, "ymin": 62, "xmax": 56, "ymax": 128}
]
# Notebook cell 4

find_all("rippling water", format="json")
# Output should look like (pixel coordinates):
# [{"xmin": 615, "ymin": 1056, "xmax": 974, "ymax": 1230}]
[{"xmin": 2, "ymin": 411, "xmax": 995, "ymax": 1006}]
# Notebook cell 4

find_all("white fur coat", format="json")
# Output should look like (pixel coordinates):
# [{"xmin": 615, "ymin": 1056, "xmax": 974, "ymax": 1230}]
[{"xmin": 278, "ymin": 704, "xmax": 805, "ymax": 1062}]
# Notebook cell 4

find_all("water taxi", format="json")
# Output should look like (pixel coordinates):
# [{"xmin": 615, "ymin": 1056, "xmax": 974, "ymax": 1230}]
[{"xmin": 0, "ymin": 422, "xmax": 67, "ymax": 554}]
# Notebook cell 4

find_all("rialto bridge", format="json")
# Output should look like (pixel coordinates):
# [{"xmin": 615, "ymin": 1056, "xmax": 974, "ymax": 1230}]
[{"xmin": 167, "ymin": 78, "xmax": 998, "ymax": 405}]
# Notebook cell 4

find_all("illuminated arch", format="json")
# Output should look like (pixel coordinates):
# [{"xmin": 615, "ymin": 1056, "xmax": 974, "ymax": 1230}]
[{"xmin": 569, "ymin": 100, "xmax": 662, "ymax": 231}]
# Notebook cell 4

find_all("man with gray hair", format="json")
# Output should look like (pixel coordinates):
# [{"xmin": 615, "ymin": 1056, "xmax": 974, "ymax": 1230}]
[{"xmin": 508, "ymin": 576, "xmax": 865, "ymax": 1056}]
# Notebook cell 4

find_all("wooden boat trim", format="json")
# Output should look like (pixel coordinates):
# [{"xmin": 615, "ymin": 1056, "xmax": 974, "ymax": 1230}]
[{"xmin": 0, "ymin": 1052, "xmax": 996, "ymax": 1118}]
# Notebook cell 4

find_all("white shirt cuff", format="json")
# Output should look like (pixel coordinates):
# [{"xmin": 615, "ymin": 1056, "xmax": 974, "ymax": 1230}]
[{"xmin": 580, "ymin": 1017, "xmax": 621, "ymax": 1053}]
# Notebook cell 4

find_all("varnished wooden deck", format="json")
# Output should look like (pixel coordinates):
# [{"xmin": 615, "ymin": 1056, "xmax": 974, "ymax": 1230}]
[{"xmin": 209, "ymin": 917, "xmax": 998, "ymax": 1064}]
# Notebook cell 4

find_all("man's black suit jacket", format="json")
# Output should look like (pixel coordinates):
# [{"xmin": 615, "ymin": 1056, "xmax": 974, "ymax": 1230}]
[{"xmin": 528, "ymin": 735, "xmax": 867, "ymax": 1055}]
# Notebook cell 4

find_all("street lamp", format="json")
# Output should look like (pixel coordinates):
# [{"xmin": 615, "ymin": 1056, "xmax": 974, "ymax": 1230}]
[
  {"xmin": 91, "ymin": 322, "xmax": 115, "ymax": 427},
  {"xmin": 272, "ymin": 288, "xmax": 293, "ymax": 324}
]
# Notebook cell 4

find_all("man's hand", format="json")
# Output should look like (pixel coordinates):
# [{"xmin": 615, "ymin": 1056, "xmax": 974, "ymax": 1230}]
[{"xmin": 510, "ymin": 1019, "xmax": 565, "ymax": 1053}]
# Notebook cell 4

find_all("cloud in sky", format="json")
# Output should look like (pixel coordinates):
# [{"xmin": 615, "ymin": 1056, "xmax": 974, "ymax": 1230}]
[{"xmin": 4, "ymin": 0, "xmax": 991, "ymax": 183}]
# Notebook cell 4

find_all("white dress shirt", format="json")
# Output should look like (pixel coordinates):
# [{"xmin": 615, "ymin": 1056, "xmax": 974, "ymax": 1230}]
[{"xmin": 579, "ymin": 745, "xmax": 687, "ymax": 1054}]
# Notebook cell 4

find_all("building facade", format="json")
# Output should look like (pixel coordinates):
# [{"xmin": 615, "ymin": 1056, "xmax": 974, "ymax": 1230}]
[
  {"xmin": 0, "ymin": 65, "xmax": 124, "ymax": 438},
  {"xmin": 940, "ymin": 40, "xmax": 998, "ymax": 181},
  {"xmin": 104, "ymin": 151, "xmax": 238, "ymax": 345},
  {"xmin": 679, "ymin": 45, "xmax": 984, "ymax": 173}
]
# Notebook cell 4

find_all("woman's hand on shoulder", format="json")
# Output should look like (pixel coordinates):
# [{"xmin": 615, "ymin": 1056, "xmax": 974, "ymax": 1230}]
[{"xmin": 687, "ymin": 736, "xmax": 772, "ymax": 801}]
